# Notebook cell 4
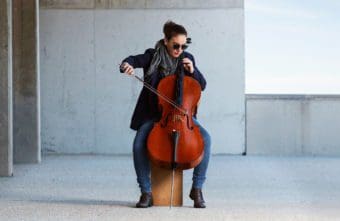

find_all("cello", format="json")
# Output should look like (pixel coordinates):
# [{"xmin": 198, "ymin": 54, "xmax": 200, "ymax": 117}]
[{"xmin": 146, "ymin": 53, "xmax": 204, "ymax": 171}]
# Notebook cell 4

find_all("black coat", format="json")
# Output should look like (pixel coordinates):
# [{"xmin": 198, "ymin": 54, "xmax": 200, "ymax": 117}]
[{"xmin": 120, "ymin": 48, "xmax": 207, "ymax": 130}]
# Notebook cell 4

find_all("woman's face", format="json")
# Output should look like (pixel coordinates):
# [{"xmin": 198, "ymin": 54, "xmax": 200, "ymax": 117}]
[{"xmin": 164, "ymin": 34, "xmax": 187, "ymax": 58}]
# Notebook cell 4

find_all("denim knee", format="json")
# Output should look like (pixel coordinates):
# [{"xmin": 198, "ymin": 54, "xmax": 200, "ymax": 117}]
[{"xmin": 133, "ymin": 120, "xmax": 154, "ymax": 152}]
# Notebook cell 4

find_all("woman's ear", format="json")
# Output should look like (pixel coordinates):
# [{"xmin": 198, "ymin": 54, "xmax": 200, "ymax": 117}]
[{"xmin": 164, "ymin": 37, "xmax": 168, "ymax": 45}]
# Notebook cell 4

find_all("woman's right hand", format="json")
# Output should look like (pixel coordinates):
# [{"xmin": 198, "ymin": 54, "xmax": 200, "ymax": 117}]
[{"xmin": 120, "ymin": 62, "xmax": 134, "ymax": 75}]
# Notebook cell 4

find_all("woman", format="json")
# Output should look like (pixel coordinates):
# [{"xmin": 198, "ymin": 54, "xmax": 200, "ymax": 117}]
[{"xmin": 119, "ymin": 21, "xmax": 211, "ymax": 208}]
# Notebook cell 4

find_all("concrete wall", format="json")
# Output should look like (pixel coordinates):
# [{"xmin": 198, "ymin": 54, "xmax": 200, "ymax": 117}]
[
  {"xmin": 0, "ymin": 0, "xmax": 13, "ymax": 176},
  {"xmin": 40, "ymin": 0, "xmax": 243, "ymax": 9},
  {"xmin": 12, "ymin": 0, "xmax": 41, "ymax": 163},
  {"xmin": 246, "ymin": 94, "xmax": 340, "ymax": 156},
  {"xmin": 39, "ymin": 1, "xmax": 245, "ymax": 154}
]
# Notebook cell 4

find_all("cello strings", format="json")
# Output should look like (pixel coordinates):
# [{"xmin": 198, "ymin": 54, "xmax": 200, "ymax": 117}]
[
  {"xmin": 118, "ymin": 63, "xmax": 188, "ymax": 115},
  {"xmin": 133, "ymin": 75, "xmax": 183, "ymax": 112},
  {"xmin": 132, "ymin": 74, "xmax": 188, "ymax": 115}
]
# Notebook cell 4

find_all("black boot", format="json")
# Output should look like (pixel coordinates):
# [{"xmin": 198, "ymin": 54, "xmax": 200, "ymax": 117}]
[
  {"xmin": 189, "ymin": 188, "xmax": 206, "ymax": 208},
  {"xmin": 136, "ymin": 192, "xmax": 153, "ymax": 208}
]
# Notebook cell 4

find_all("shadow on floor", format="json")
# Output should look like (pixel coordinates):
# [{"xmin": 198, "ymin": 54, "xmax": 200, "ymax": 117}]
[{"xmin": 15, "ymin": 198, "xmax": 136, "ymax": 208}]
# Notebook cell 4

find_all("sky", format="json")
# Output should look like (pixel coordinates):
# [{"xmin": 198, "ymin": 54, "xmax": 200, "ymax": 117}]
[{"xmin": 245, "ymin": 0, "xmax": 340, "ymax": 94}]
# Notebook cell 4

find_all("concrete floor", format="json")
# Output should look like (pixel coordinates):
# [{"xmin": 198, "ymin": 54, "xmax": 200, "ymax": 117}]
[{"xmin": 1, "ymin": 154, "xmax": 340, "ymax": 221}]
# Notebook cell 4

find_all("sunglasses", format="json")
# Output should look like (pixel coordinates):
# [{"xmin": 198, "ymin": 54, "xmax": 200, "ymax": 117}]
[{"xmin": 172, "ymin": 43, "xmax": 188, "ymax": 50}]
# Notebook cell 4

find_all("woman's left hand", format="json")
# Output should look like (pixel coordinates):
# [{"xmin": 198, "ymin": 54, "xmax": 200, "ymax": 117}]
[{"xmin": 182, "ymin": 58, "xmax": 194, "ymax": 74}]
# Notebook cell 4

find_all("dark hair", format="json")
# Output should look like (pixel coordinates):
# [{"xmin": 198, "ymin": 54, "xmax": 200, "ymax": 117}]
[{"xmin": 163, "ymin": 20, "xmax": 187, "ymax": 40}]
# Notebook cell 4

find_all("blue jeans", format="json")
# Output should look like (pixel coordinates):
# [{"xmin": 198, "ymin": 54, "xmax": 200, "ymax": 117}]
[{"xmin": 133, "ymin": 118, "xmax": 211, "ymax": 193}]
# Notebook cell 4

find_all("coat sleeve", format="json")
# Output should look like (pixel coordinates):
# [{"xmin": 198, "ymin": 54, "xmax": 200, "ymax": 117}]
[
  {"xmin": 184, "ymin": 53, "xmax": 207, "ymax": 91},
  {"xmin": 120, "ymin": 48, "xmax": 154, "ymax": 72}
]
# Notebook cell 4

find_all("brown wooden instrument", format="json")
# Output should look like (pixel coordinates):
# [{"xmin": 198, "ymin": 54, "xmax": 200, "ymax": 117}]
[{"xmin": 147, "ymin": 74, "xmax": 204, "ymax": 170}]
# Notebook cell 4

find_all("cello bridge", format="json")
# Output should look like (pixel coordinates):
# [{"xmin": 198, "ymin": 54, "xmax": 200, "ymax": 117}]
[{"xmin": 172, "ymin": 114, "xmax": 183, "ymax": 123}]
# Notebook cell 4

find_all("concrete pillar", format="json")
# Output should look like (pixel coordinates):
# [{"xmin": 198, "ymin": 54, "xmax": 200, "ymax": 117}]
[
  {"xmin": 0, "ymin": 0, "xmax": 13, "ymax": 176},
  {"xmin": 12, "ymin": 0, "xmax": 41, "ymax": 163}
]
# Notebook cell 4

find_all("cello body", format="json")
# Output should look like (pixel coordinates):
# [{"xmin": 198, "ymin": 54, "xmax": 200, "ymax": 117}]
[{"xmin": 147, "ymin": 74, "xmax": 204, "ymax": 170}]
